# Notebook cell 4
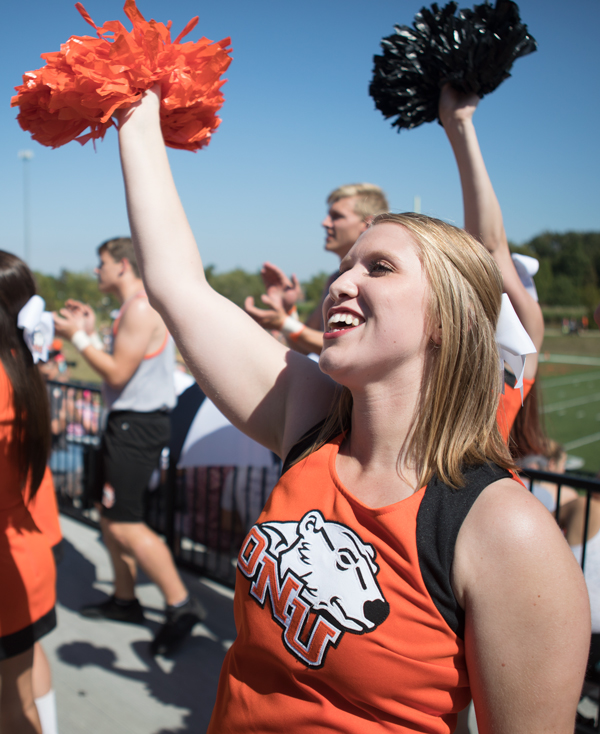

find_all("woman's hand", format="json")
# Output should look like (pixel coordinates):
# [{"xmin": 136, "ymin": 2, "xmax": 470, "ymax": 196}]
[
  {"xmin": 438, "ymin": 83, "xmax": 480, "ymax": 129},
  {"xmin": 114, "ymin": 84, "xmax": 161, "ymax": 133}
]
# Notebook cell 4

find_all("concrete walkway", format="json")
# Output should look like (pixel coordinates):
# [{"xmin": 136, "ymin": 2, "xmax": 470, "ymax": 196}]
[{"xmin": 45, "ymin": 514, "xmax": 236, "ymax": 734}]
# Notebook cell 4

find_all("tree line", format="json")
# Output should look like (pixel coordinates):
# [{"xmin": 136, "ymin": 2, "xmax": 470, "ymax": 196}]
[
  {"xmin": 34, "ymin": 230, "xmax": 600, "ymax": 325},
  {"xmin": 511, "ymin": 231, "xmax": 600, "ymax": 318}
]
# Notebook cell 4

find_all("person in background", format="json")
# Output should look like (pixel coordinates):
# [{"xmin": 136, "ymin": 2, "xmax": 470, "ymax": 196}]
[
  {"xmin": 0, "ymin": 251, "xmax": 57, "ymax": 733},
  {"xmin": 38, "ymin": 339, "xmax": 71, "ymax": 383},
  {"xmin": 244, "ymin": 183, "xmax": 388, "ymax": 355},
  {"xmin": 517, "ymin": 441, "xmax": 578, "ymax": 514},
  {"xmin": 54, "ymin": 237, "xmax": 206, "ymax": 656},
  {"xmin": 561, "ymin": 491, "xmax": 600, "ymax": 683}
]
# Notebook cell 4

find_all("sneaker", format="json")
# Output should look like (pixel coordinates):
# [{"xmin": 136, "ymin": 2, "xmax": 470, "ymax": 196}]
[
  {"xmin": 150, "ymin": 596, "xmax": 207, "ymax": 656},
  {"xmin": 80, "ymin": 596, "xmax": 146, "ymax": 625}
]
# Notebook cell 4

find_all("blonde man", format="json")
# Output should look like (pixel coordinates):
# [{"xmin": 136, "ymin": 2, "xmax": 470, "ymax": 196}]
[{"xmin": 244, "ymin": 183, "xmax": 388, "ymax": 355}]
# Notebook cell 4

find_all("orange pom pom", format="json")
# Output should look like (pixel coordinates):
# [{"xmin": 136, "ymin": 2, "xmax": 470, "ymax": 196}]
[{"xmin": 11, "ymin": 0, "xmax": 232, "ymax": 151}]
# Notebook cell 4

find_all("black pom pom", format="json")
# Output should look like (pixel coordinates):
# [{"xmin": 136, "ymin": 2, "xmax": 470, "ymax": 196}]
[{"xmin": 369, "ymin": 0, "xmax": 537, "ymax": 132}]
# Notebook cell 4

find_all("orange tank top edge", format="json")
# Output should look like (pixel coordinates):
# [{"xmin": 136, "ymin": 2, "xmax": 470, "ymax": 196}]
[
  {"xmin": 143, "ymin": 329, "xmax": 169, "ymax": 360},
  {"xmin": 497, "ymin": 377, "xmax": 535, "ymax": 443}
]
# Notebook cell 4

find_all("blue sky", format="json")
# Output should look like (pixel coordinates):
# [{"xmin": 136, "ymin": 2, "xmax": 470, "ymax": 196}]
[{"xmin": 2, "ymin": 0, "xmax": 599, "ymax": 280}]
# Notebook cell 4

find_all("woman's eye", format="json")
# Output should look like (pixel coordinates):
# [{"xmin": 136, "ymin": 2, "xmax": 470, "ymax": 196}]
[{"xmin": 368, "ymin": 261, "xmax": 392, "ymax": 275}]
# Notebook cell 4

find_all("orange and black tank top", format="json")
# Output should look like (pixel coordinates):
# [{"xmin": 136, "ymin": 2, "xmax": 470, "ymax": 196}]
[{"xmin": 208, "ymin": 434, "xmax": 510, "ymax": 733}]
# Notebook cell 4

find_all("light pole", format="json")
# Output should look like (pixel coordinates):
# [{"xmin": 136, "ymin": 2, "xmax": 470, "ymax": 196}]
[{"xmin": 18, "ymin": 149, "xmax": 34, "ymax": 264}]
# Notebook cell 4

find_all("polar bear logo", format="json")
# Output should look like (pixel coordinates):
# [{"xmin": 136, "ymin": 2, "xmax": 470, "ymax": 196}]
[
  {"xmin": 239, "ymin": 509, "xmax": 390, "ymax": 664},
  {"xmin": 264, "ymin": 510, "xmax": 389, "ymax": 633}
]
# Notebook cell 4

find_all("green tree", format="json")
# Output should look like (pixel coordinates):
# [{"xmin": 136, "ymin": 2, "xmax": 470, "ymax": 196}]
[
  {"xmin": 204, "ymin": 265, "xmax": 264, "ymax": 308},
  {"xmin": 302, "ymin": 272, "xmax": 330, "ymax": 304},
  {"xmin": 512, "ymin": 231, "xmax": 600, "ymax": 310},
  {"xmin": 34, "ymin": 269, "xmax": 119, "ymax": 323}
]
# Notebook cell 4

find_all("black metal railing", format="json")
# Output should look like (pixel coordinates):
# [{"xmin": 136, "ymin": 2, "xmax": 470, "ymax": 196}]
[
  {"xmin": 46, "ymin": 379, "xmax": 280, "ymax": 586},
  {"xmin": 47, "ymin": 379, "xmax": 104, "ymax": 524},
  {"xmin": 521, "ymin": 469, "xmax": 600, "ymax": 571},
  {"xmin": 521, "ymin": 468, "xmax": 600, "ymax": 733}
]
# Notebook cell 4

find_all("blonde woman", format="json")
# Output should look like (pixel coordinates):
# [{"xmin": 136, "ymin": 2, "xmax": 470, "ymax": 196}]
[{"xmin": 114, "ymin": 87, "xmax": 589, "ymax": 733}]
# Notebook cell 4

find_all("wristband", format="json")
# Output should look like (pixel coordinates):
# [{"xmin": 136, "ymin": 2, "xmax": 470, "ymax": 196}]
[
  {"xmin": 90, "ymin": 332, "xmax": 104, "ymax": 350},
  {"xmin": 287, "ymin": 305, "xmax": 299, "ymax": 318},
  {"xmin": 281, "ymin": 316, "xmax": 305, "ymax": 339},
  {"xmin": 289, "ymin": 326, "xmax": 306, "ymax": 342},
  {"xmin": 71, "ymin": 330, "xmax": 92, "ymax": 352}
]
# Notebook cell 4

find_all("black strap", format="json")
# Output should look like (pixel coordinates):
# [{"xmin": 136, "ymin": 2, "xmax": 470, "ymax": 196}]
[
  {"xmin": 504, "ymin": 367, "xmax": 517, "ymax": 389},
  {"xmin": 281, "ymin": 420, "xmax": 326, "ymax": 476},
  {"xmin": 416, "ymin": 462, "xmax": 511, "ymax": 638}
]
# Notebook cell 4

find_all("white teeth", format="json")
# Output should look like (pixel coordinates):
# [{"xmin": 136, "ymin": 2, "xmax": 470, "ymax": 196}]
[{"xmin": 327, "ymin": 312, "xmax": 362, "ymax": 330}]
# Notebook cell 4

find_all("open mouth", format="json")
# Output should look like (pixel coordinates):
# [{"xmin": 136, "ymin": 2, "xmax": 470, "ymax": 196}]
[{"xmin": 326, "ymin": 312, "xmax": 363, "ymax": 333}]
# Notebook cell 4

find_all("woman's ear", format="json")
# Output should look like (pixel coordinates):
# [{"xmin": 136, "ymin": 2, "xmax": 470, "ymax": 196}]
[{"xmin": 431, "ymin": 324, "xmax": 442, "ymax": 345}]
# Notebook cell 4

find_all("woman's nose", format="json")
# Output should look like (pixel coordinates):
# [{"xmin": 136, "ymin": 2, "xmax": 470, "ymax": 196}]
[{"xmin": 328, "ymin": 268, "xmax": 359, "ymax": 301}]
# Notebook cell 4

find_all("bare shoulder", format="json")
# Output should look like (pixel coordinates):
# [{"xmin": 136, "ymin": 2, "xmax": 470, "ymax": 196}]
[
  {"xmin": 453, "ymin": 476, "xmax": 585, "ymax": 605},
  {"xmin": 453, "ymin": 477, "xmax": 590, "ymax": 733},
  {"xmin": 462, "ymin": 476, "xmax": 562, "ymax": 544},
  {"xmin": 120, "ymin": 295, "xmax": 164, "ymax": 330}
]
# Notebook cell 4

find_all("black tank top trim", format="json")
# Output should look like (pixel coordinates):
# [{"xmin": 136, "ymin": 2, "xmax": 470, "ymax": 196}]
[
  {"xmin": 504, "ymin": 367, "xmax": 516, "ymax": 388},
  {"xmin": 281, "ymin": 420, "xmax": 326, "ymax": 476},
  {"xmin": 417, "ymin": 462, "xmax": 511, "ymax": 638}
]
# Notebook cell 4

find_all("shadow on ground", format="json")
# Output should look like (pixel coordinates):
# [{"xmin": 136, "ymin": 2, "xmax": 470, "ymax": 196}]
[{"xmin": 55, "ymin": 535, "xmax": 236, "ymax": 732}]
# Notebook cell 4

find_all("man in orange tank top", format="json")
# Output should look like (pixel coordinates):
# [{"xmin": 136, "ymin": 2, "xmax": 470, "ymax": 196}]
[{"xmin": 54, "ymin": 237, "xmax": 206, "ymax": 656}]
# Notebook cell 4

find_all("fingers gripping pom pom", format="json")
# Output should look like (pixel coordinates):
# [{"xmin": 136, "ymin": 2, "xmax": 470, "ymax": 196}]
[
  {"xmin": 369, "ymin": 0, "xmax": 537, "ymax": 132},
  {"xmin": 11, "ymin": 1, "xmax": 232, "ymax": 151}
]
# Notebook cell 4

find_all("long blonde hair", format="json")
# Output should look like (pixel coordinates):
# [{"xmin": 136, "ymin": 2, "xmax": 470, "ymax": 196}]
[{"xmin": 294, "ymin": 212, "xmax": 514, "ymax": 488}]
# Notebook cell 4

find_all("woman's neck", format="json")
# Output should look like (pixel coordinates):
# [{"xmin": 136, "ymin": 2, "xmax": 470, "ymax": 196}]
[{"xmin": 336, "ymin": 373, "xmax": 424, "ymax": 506}]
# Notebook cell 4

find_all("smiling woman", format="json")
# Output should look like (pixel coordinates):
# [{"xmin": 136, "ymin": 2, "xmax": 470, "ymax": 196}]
[
  {"xmin": 315, "ymin": 212, "xmax": 510, "ymax": 493},
  {"xmin": 108, "ymin": 86, "xmax": 590, "ymax": 733}
]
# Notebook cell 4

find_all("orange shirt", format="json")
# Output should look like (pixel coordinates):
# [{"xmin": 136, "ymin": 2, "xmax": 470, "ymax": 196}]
[
  {"xmin": 25, "ymin": 467, "xmax": 62, "ymax": 549},
  {"xmin": 208, "ymin": 436, "xmax": 482, "ymax": 734},
  {"xmin": 0, "ymin": 361, "xmax": 56, "ymax": 642},
  {"xmin": 496, "ymin": 378, "xmax": 534, "ymax": 443},
  {"xmin": 0, "ymin": 361, "xmax": 62, "ymax": 548}
]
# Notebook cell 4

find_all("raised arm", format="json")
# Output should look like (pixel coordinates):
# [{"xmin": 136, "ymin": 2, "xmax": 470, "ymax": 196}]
[
  {"xmin": 439, "ymin": 85, "xmax": 544, "ymax": 379},
  {"xmin": 115, "ymin": 88, "xmax": 334, "ymax": 454}
]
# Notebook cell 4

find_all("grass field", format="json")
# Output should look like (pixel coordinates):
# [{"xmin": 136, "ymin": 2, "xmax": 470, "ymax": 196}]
[
  {"xmin": 61, "ymin": 339, "xmax": 102, "ymax": 385},
  {"xmin": 539, "ymin": 332, "xmax": 600, "ymax": 475}
]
